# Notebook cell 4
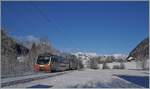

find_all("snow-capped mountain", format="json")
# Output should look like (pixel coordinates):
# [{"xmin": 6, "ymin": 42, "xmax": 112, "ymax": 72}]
[
  {"xmin": 112, "ymin": 54, "xmax": 128, "ymax": 59},
  {"xmin": 72, "ymin": 52, "xmax": 98, "ymax": 58},
  {"xmin": 72, "ymin": 52, "xmax": 127, "ymax": 58}
]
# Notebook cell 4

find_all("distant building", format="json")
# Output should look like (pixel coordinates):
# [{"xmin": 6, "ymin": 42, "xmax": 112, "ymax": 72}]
[{"xmin": 127, "ymin": 56, "xmax": 136, "ymax": 62}]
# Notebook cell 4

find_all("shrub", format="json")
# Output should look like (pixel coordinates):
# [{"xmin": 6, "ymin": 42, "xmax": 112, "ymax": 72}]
[
  {"xmin": 120, "ymin": 62, "xmax": 125, "ymax": 69},
  {"xmin": 102, "ymin": 62, "xmax": 110, "ymax": 69},
  {"xmin": 90, "ymin": 58, "xmax": 99, "ymax": 69},
  {"xmin": 113, "ymin": 62, "xmax": 125, "ymax": 69},
  {"xmin": 113, "ymin": 65, "xmax": 120, "ymax": 69}
]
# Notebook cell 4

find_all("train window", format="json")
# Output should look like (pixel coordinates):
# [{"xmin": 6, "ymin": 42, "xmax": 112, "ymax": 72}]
[
  {"xmin": 37, "ymin": 56, "xmax": 50, "ymax": 65},
  {"xmin": 59, "ymin": 57, "xmax": 68, "ymax": 64},
  {"xmin": 51, "ymin": 56, "xmax": 66, "ymax": 63},
  {"xmin": 51, "ymin": 56, "xmax": 59, "ymax": 62}
]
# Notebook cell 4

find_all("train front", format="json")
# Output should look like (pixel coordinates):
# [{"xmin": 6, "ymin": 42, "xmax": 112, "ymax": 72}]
[{"xmin": 34, "ymin": 55, "xmax": 51, "ymax": 72}]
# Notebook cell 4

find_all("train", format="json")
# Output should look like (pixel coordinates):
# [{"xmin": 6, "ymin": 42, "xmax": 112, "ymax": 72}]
[{"xmin": 34, "ymin": 53, "xmax": 78, "ymax": 72}]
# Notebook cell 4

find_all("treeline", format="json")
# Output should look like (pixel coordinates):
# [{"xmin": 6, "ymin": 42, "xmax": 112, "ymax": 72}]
[
  {"xmin": 62, "ymin": 53, "xmax": 84, "ymax": 70},
  {"xmin": 89, "ymin": 56, "xmax": 126, "ymax": 69}
]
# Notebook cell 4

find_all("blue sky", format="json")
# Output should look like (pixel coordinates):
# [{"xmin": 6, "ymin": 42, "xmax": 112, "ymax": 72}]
[{"xmin": 2, "ymin": 1, "xmax": 149, "ymax": 54}]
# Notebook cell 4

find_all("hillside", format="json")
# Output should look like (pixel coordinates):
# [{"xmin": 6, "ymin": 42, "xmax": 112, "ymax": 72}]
[
  {"xmin": 1, "ymin": 29, "xmax": 29, "ymax": 78},
  {"xmin": 128, "ymin": 37, "xmax": 149, "ymax": 60},
  {"xmin": 1, "ymin": 30, "xmax": 29, "ymax": 56}
]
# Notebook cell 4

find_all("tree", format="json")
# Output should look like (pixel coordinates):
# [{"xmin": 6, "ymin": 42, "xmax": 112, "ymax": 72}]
[
  {"xmin": 105, "ymin": 56, "xmax": 115, "ymax": 63},
  {"xmin": 78, "ymin": 59, "xmax": 84, "ymax": 69},
  {"xmin": 65, "ymin": 54, "xmax": 78, "ymax": 70},
  {"xmin": 89, "ymin": 57, "xmax": 99, "ymax": 69},
  {"xmin": 120, "ymin": 61, "xmax": 125, "ymax": 69},
  {"xmin": 102, "ymin": 61, "xmax": 110, "ymax": 69},
  {"xmin": 27, "ymin": 43, "xmax": 38, "ymax": 71}
]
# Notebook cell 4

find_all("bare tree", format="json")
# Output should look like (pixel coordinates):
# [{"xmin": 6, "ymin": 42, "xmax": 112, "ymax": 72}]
[
  {"xmin": 102, "ymin": 61, "xmax": 110, "ymax": 69},
  {"xmin": 120, "ymin": 61, "xmax": 125, "ymax": 69},
  {"xmin": 90, "ymin": 57, "xmax": 99, "ymax": 69}
]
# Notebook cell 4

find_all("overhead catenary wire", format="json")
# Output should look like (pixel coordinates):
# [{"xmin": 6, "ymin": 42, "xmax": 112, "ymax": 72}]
[{"xmin": 31, "ymin": 2, "xmax": 80, "ymax": 52}]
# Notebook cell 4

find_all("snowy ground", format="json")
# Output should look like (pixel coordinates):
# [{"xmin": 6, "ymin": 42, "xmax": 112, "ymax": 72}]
[{"xmin": 3, "ymin": 69, "xmax": 149, "ymax": 88}]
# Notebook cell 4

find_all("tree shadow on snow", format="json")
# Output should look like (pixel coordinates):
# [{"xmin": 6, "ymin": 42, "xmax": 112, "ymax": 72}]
[
  {"xmin": 27, "ymin": 84, "xmax": 53, "ymax": 88},
  {"xmin": 67, "ymin": 78, "xmax": 142, "ymax": 88},
  {"xmin": 115, "ymin": 75, "xmax": 149, "ymax": 88}
]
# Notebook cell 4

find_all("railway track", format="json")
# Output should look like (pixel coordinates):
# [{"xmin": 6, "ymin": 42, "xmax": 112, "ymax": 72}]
[{"xmin": 1, "ymin": 70, "xmax": 73, "ymax": 87}]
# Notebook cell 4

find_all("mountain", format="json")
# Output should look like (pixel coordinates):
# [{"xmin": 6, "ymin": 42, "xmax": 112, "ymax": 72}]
[
  {"xmin": 72, "ymin": 52, "xmax": 127, "ymax": 60},
  {"xmin": 72, "ymin": 52, "xmax": 98, "ymax": 60},
  {"xmin": 112, "ymin": 54, "xmax": 128, "ymax": 60},
  {"xmin": 128, "ymin": 37, "xmax": 149, "ymax": 61}
]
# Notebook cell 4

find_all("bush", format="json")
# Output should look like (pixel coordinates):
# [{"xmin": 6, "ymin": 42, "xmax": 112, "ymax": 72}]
[
  {"xmin": 113, "ymin": 65, "xmax": 121, "ymax": 69},
  {"xmin": 102, "ymin": 62, "xmax": 110, "ymax": 69},
  {"xmin": 78, "ymin": 59, "xmax": 84, "ymax": 69},
  {"xmin": 113, "ymin": 62, "xmax": 125, "ymax": 69},
  {"xmin": 90, "ymin": 58, "xmax": 99, "ymax": 69},
  {"xmin": 120, "ymin": 62, "xmax": 125, "ymax": 69}
]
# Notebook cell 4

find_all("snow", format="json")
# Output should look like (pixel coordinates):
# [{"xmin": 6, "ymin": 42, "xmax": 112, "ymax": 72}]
[
  {"xmin": 112, "ymin": 53, "xmax": 128, "ymax": 59},
  {"xmin": 4, "ymin": 69, "xmax": 149, "ymax": 88},
  {"xmin": 1, "ymin": 72, "xmax": 47, "ymax": 83},
  {"xmin": 72, "ymin": 52, "xmax": 98, "ymax": 59},
  {"xmin": 72, "ymin": 52, "xmax": 128, "ymax": 59}
]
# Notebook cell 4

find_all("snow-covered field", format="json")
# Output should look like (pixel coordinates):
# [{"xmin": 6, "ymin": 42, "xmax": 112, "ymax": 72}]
[{"xmin": 4, "ymin": 69, "xmax": 149, "ymax": 88}]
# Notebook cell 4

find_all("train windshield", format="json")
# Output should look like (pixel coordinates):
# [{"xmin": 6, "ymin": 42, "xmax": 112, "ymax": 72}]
[{"xmin": 37, "ymin": 56, "xmax": 50, "ymax": 65}]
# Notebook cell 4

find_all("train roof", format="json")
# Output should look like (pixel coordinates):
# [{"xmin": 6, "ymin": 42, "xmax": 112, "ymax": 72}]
[
  {"xmin": 38, "ymin": 53, "xmax": 64, "ymax": 58},
  {"xmin": 38, "ymin": 53, "xmax": 56, "ymax": 56}
]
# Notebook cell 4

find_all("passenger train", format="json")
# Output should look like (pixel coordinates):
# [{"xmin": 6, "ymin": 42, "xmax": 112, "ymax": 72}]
[{"xmin": 34, "ymin": 53, "xmax": 77, "ymax": 72}]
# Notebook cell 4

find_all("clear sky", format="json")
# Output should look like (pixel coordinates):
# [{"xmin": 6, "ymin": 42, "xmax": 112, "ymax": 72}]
[{"xmin": 2, "ymin": 1, "xmax": 149, "ymax": 55}]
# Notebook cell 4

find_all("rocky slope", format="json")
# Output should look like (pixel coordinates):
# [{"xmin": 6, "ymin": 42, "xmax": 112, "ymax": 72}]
[{"xmin": 128, "ymin": 37, "xmax": 149, "ymax": 60}]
